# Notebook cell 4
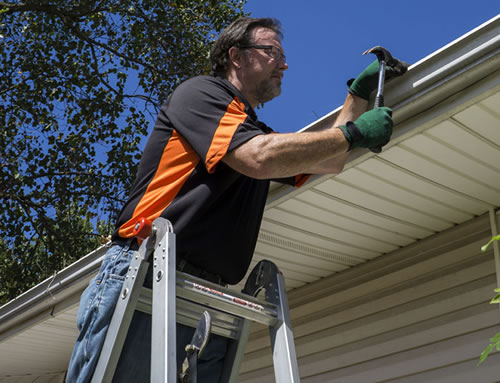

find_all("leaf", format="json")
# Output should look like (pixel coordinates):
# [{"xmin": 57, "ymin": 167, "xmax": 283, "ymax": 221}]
[
  {"xmin": 489, "ymin": 333, "xmax": 500, "ymax": 343},
  {"xmin": 478, "ymin": 343, "xmax": 495, "ymax": 365},
  {"xmin": 480, "ymin": 235, "xmax": 500, "ymax": 252}
]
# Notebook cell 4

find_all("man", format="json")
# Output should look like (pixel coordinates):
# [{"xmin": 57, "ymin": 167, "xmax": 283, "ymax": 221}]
[{"xmin": 67, "ymin": 17, "xmax": 406, "ymax": 382}]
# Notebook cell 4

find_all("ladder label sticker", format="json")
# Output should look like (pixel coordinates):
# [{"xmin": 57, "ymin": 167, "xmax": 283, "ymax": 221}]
[{"xmin": 190, "ymin": 282, "xmax": 265, "ymax": 313}]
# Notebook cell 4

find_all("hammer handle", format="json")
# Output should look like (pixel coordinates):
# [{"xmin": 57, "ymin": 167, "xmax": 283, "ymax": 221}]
[
  {"xmin": 374, "ymin": 94, "xmax": 384, "ymax": 108},
  {"xmin": 370, "ymin": 60, "xmax": 386, "ymax": 153},
  {"xmin": 370, "ymin": 92, "xmax": 384, "ymax": 153}
]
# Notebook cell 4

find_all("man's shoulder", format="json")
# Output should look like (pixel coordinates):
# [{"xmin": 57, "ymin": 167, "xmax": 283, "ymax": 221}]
[
  {"xmin": 171, "ymin": 75, "xmax": 240, "ymax": 106},
  {"xmin": 179, "ymin": 75, "xmax": 228, "ymax": 91}
]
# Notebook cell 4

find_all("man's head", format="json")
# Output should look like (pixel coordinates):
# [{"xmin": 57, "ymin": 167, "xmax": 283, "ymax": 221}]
[{"xmin": 210, "ymin": 17, "xmax": 288, "ymax": 107}]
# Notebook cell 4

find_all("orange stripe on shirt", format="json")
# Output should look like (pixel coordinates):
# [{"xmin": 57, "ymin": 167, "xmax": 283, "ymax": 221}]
[
  {"xmin": 294, "ymin": 174, "xmax": 311, "ymax": 187},
  {"xmin": 205, "ymin": 97, "xmax": 247, "ymax": 173},
  {"xmin": 118, "ymin": 130, "xmax": 199, "ymax": 238}
]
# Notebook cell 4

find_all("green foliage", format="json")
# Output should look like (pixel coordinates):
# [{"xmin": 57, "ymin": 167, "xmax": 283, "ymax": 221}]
[
  {"xmin": 480, "ymin": 234, "xmax": 500, "ymax": 253},
  {"xmin": 477, "ymin": 289, "xmax": 500, "ymax": 365},
  {"xmin": 478, "ymin": 238, "xmax": 500, "ymax": 365},
  {"xmin": 0, "ymin": 0, "xmax": 246, "ymax": 303}
]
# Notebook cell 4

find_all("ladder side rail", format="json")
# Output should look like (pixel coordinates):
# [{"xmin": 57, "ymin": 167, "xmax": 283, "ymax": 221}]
[
  {"xmin": 267, "ymin": 271, "xmax": 301, "ymax": 383},
  {"xmin": 150, "ymin": 226, "xmax": 177, "ymax": 383},
  {"xmin": 91, "ymin": 243, "xmax": 152, "ymax": 383},
  {"xmin": 219, "ymin": 318, "xmax": 253, "ymax": 383}
]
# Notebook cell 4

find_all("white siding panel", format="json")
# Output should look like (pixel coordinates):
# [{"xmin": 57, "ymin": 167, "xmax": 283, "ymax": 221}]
[
  {"xmin": 402, "ymin": 134, "xmax": 500, "ymax": 192},
  {"xmin": 259, "ymin": 220, "xmax": 377, "ymax": 260},
  {"xmin": 301, "ymin": 327, "xmax": 500, "ymax": 383},
  {"xmin": 480, "ymin": 90, "xmax": 500, "ymax": 113},
  {"xmin": 264, "ymin": 208, "xmax": 399, "ymax": 253},
  {"xmin": 242, "ymin": 277, "xmax": 495, "ymax": 373},
  {"xmin": 0, "ymin": 375, "xmax": 65, "ymax": 383},
  {"xmin": 380, "ymin": 146, "xmax": 500, "ymax": 206},
  {"xmin": 315, "ymin": 179, "xmax": 452, "ymax": 231},
  {"xmin": 253, "ymin": 241, "xmax": 354, "ymax": 272},
  {"xmin": 358, "ymin": 158, "xmax": 483, "ymax": 216},
  {"xmin": 454, "ymin": 102, "xmax": 500, "ymax": 144},
  {"xmin": 0, "ymin": 308, "xmax": 78, "ymax": 377},
  {"xmin": 427, "ymin": 120, "xmax": 500, "ymax": 169},
  {"xmin": 296, "ymin": 191, "xmax": 434, "ymax": 239},
  {"xmin": 243, "ymin": 252, "xmax": 494, "ymax": 356},
  {"xmin": 239, "ymin": 228, "xmax": 500, "ymax": 383},
  {"xmin": 381, "ymin": 354, "xmax": 500, "ymax": 383},
  {"xmin": 276, "ymin": 199, "xmax": 414, "ymax": 247},
  {"xmin": 335, "ymin": 168, "xmax": 468, "ymax": 223}
]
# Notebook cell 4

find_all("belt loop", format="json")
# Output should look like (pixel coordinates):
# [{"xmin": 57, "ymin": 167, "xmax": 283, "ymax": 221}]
[
  {"xmin": 122, "ymin": 237, "xmax": 135, "ymax": 252},
  {"xmin": 123, "ymin": 238, "xmax": 130, "ymax": 251}
]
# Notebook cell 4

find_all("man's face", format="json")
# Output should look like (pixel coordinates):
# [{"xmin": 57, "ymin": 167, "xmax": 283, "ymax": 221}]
[{"xmin": 239, "ymin": 27, "xmax": 288, "ymax": 105}]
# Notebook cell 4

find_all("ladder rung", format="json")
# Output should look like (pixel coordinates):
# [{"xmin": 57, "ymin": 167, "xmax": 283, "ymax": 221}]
[
  {"xmin": 136, "ymin": 272, "xmax": 278, "ymax": 327},
  {"xmin": 137, "ymin": 288, "xmax": 244, "ymax": 339},
  {"xmin": 176, "ymin": 273, "xmax": 278, "ymax": 327}
]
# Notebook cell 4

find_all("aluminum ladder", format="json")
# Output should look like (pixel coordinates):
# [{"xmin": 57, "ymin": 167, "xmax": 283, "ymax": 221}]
[{"xmin": 91, "ymin": 217, "xmax": 300, "ymax": 382}]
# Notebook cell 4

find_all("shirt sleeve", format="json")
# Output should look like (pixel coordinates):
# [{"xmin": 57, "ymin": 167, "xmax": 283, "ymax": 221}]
[
  {"xmin": 164, "ymin": 77, "xmax": 267, "ymax": 174},
  {"xmin": 272, "ymin": 174, "xmax": 311, "ymax": 187}
]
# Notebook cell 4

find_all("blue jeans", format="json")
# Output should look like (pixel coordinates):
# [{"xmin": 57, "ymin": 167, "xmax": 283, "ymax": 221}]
[{"xmin": 66, "ymin": 244, "xmax": 228, "ymax": 382}]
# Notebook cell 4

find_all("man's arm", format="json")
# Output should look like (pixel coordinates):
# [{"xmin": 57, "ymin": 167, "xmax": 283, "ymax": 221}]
[
  {"xmin": 222, "ymin": 120, "xmax": 348, "ymax": 179},
  {"xmin": 222, "ymin": 93, "xmax": 368, "ymax": 179},
  {"xmin": 304, "ymin": 93, "xmax": 368, "ymax": 174}
]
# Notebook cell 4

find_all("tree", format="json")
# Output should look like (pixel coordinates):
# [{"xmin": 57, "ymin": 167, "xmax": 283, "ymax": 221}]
[{"xmin": 0, "ymin": 0, "xmax": 246, "ymax": 304}]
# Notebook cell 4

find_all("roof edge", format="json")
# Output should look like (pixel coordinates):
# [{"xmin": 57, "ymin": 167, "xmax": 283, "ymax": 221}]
[{"xmin": 0, "ymin": 246, "xmax": 106, "ymax": 337}]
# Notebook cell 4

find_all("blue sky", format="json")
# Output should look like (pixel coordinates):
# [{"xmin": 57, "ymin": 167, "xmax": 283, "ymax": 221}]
[{"xmin": 243, "ymin": 1, "xmax": 499, "ymax": 133}]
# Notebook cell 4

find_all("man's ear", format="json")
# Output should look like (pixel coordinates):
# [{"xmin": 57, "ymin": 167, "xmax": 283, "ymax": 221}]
[{"xmin": 228, "ymin": 46, "xmax": 242, "ymax": 69}]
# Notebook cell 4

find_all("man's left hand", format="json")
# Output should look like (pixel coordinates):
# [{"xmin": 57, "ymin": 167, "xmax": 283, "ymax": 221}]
[{"xmin": 347, "ymin": 58, "xmax": 409, "ymax": 100}]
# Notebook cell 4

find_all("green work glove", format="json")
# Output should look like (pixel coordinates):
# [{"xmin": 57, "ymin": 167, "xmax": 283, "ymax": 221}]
[
  {"xmin": 338, "ymin": 107, "xmax": 393, "ymax": 151},
  {"xmin": 348, "ymin": 59, "xmax": 408, "ymax": 100}
]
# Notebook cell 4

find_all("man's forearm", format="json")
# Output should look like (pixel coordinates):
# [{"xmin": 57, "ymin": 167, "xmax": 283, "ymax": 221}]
[{"xmin": 304, "ymin": 93, "xmax": 368, "ymax": 174}]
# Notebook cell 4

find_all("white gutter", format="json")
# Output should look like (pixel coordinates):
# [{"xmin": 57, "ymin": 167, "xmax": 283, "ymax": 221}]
[
  {"xmin": 0, "ymin": 245, "xmax": 106, "ymax": 340},
  {"xmin": 267, "ymin": 14, "xmax": 500, "ymax": 208}
]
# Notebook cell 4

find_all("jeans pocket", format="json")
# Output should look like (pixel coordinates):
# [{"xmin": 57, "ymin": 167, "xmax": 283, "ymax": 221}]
[
  {"xmin": 110, "ymin": 249, "xmax": 132, "ymax": 278},
  {"xmin": 81, "ymin": 273, "xmax": 126, "ymax": 363},
  {"xmin": 96, "ymin": 273, "xmax": 126, "ymax": 318},
  {"xmin": 75, "ymin": 246, "xmax": 129, "ymax": 332},
  {"xmin": 76, "ymin": 276, "xmax": 100, "ymax": 332}
]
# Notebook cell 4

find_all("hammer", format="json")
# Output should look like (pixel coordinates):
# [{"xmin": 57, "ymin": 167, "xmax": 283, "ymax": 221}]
[{"xmin": 362, "ymin": 46, "xmax": 407, "ymax": 153}]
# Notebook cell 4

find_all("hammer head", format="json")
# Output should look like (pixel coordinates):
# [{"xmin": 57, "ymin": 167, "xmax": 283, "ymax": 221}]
[{"xmin": 363, "ymin": 46, "xmax": 407, "ymax": 74}]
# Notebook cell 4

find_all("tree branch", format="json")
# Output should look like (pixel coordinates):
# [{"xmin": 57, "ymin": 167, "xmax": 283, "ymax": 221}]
[
  {"xmin": 1, "ymin": 1, "xmax": 105, "ymax": 19},
  {"xmin": 62, "ymin": 15, "xmax": 171, "ymax": 78}
]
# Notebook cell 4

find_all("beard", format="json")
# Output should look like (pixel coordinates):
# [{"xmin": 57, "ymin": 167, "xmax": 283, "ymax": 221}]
[{"xmin": 253, "ymin": 76, "xmax": 282, "ymax": 104}]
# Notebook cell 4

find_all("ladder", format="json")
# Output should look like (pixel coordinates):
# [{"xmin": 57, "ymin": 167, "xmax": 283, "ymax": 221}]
[{"xmin": 91, "ymin": 217, "xmax": 300, "ymax": 382}]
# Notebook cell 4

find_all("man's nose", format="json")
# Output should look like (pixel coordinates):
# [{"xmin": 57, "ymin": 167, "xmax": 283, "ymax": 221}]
[{"xmin": 279, "ymin": 57, "xmax": 288, "ymax": 71}]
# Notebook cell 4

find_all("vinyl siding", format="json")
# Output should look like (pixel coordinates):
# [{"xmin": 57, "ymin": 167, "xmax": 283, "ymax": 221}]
[{"xmin": 239, "ymin": 214, "xmax": 500, "ymax": 382}]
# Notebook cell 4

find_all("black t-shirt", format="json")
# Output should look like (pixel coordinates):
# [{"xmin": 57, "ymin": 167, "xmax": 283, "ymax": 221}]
[{"xmin": 113, "ymin": 76, "xmax": 308, "ymax": 284}]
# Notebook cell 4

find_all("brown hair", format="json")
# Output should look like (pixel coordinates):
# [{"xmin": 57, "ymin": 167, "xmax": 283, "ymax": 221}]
[{"xmin": 210, "ymin": 17, "xmax": 283, "ymax": 77}]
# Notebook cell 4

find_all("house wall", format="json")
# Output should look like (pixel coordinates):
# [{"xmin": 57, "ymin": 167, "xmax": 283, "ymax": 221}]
[{"xmin": 239, "ymin": 213, "xmax": 500, "ymax": 382}]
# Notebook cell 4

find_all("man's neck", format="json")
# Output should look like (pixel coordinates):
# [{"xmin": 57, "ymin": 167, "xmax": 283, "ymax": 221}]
[{"xmin": 226, "ymin": 72, "xmax": 258, "ymax": 109}]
